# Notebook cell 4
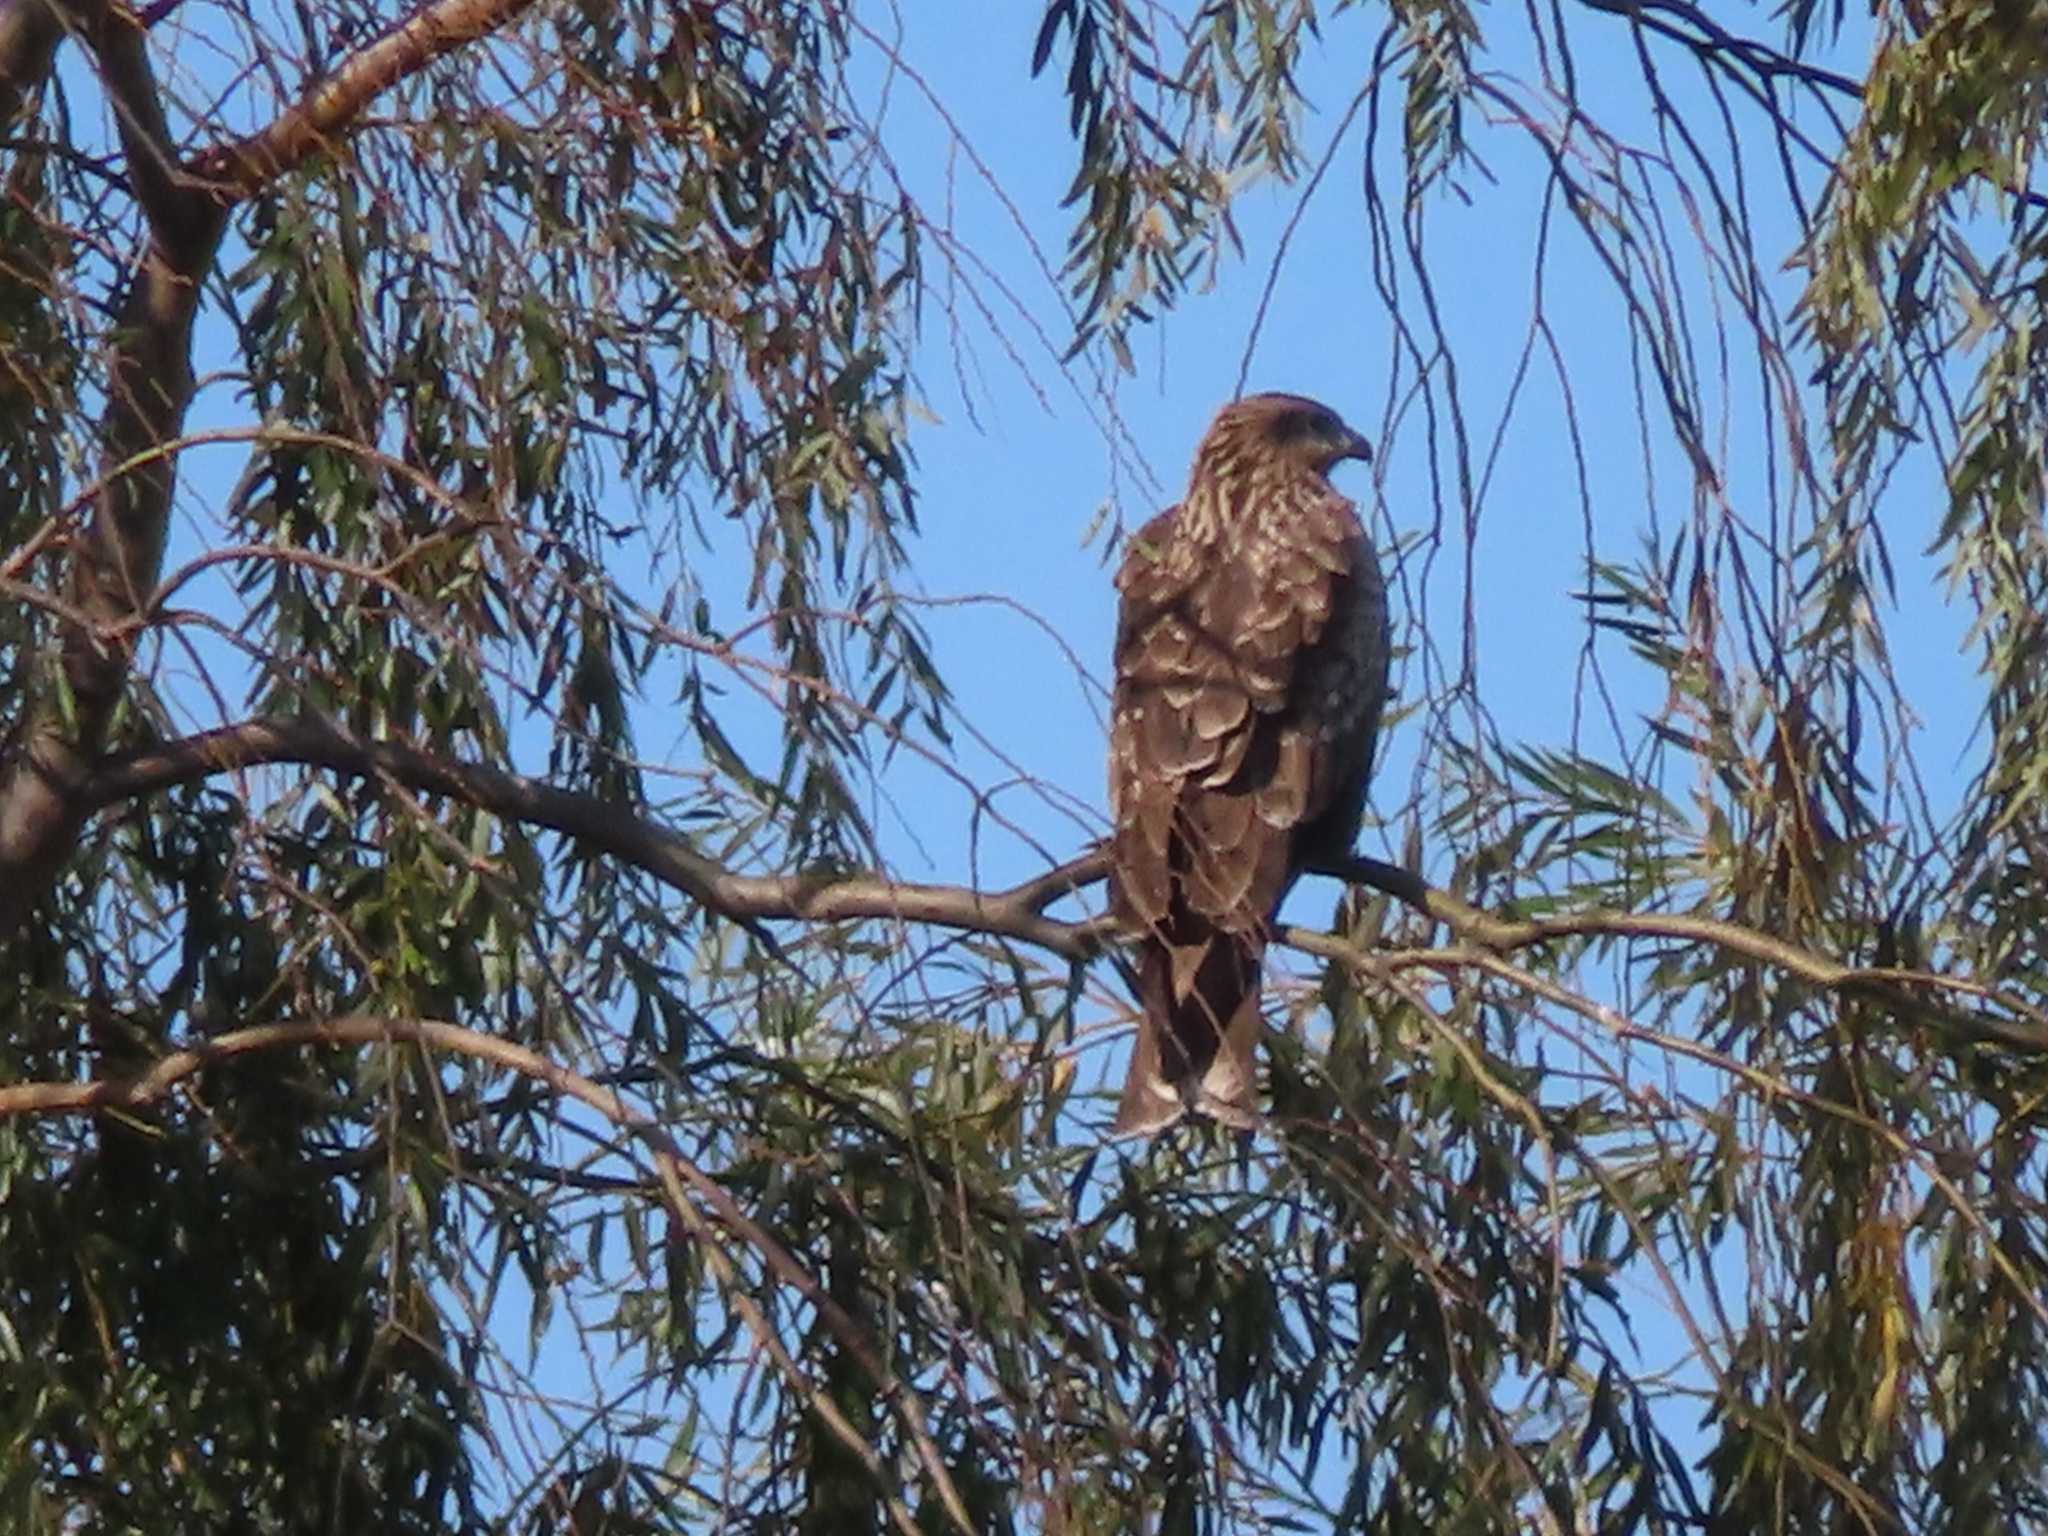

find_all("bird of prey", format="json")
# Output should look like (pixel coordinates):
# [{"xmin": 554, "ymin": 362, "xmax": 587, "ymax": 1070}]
[{"xmin": 1108, "ymin": 392, "xmax": 1390, "ymax": 1136}]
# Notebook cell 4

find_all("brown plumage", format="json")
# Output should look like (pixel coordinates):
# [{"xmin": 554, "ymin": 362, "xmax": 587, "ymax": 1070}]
[{"xmin": 1108, "ymin": 393, "xmax": 1390, "ymax": 1135}]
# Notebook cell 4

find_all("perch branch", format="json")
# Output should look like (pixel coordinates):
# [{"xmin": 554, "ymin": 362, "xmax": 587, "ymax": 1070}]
[
  {"xmin": 86, "ymin": 715, "xmax": 1118, "ymax": 961},
  {"xmin": 76, "ymin": 717, "xmax": 2048, "ymax": 1056}
]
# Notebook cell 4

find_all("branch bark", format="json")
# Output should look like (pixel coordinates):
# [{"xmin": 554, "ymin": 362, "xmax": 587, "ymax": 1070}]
[
  {"xmin": 188, "ymin": 0, "xmax": 541, "ymax": 200},
  {"xmin": 0, "ymin": 0, "xmax": 63, "ymax": 137},
  {"xmin": 1316, "ymin": 855, "xmax": 2048, "ymax": 1054},
  {"xmin": 85, "ymin": 714, "xmax": 1120, "ymax": 959},
  {"xmin": 74, "ymin": 713, "xmax": 2048, "ymax": 1055},
  {"xmin": 0, "ymin": 0, "xmax": 228, "ymax": 935},
  {"xmin": 0, "ymin": 0, "xmax": 549, "ymax": 933}
]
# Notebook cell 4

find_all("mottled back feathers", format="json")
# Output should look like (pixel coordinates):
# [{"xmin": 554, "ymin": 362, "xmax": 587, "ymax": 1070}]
[{"xmin": 1108, "ymin": 393, "xmax": 1390, "ymax": 1135}]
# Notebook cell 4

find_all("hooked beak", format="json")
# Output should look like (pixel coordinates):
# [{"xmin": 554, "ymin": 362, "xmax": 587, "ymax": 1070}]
[{"xmin": 1341, "ymin": 428, "xmax": 1374, "ymax": 464}]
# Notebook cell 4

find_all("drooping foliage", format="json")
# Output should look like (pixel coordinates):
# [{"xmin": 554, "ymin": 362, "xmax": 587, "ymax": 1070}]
[{"xmin": 1, "ymin": 1, "xmax": 2045, "ymax": 1532}]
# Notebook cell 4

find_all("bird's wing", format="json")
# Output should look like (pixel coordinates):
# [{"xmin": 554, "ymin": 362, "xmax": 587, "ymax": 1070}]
[
  {"xmin": 1109, "ymin": 493, "xmax": 1360, "ymax": 943},
  {"xmin": 1109, "ymin": 488, "xmax": 1378, "ymax": 1134}
]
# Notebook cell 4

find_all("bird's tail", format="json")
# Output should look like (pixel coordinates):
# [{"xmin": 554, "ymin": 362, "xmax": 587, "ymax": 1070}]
[{"xmin": 1113, "ymin": 936, "xmax": 1263, "ymax": 1136}]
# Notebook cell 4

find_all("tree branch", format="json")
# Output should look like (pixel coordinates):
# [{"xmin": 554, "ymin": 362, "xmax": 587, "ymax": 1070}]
[
  {"xmin": 0, "ymin": 1013, "xmax": 977, "ymax": 1536},
  {"xmin": 0, "ymin": 0, "xmax": 230, "ymax": 937},
  {"xmin": 0, "ymin": 0, "xmax": 63, "ymax": 140},
  {"xmin": 1315, "ymin": 855, "xmax": 2048, "ymax": 1054},
  {"xmin": 1308, "ymin": 931, "xmax": 2048, "ymax": 1333},
  {"xmin": 188, "ymin": 0, "xmax": 542, "ymax": 204},
  {"xmin": 1573, "ymin": 0, "xmax": 1863, "ymax": 100},
  {"xmin": 74, "ymin": 0, "xmax": 211, "ymax": 247},
  {"xmin": 0, "ymin": 0, "xmax": 550, "ymax": 933},
  {"xmin": 77, "ymin": 716, "xmax": 2048, "ymax": 1056},
  {"xmin": 85, "ymin": 714, "xmax": 1121, "ymax": 960}
]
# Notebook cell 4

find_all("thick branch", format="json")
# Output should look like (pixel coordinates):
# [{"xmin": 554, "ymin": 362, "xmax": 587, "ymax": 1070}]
[
  {"xmin": 86, "ymin": 715, "xmax": 1119, "ymax": 960},
  {"xmin": 0, "ymin": 0, "xmax": 556, "ymax": 934},
  {"xmin": 189, "ymin": 0, "xmax": 542, "ymax": 203},
  {"xmin": 0, "ymin": 0, "xmax": 62, "ymax": 139},
  {"xmin": 0, "ymin": 1014, "xmax": 975, "ymax": 1536},
  {"xmin": 76, "ymin": 0, "xmax": 211, "ymax": 248},
  {"xmin": 80, "ymin": 717, "xmax": 2048, "ymax": 1054},
  {"xmin": 0, "ymin": 0, "xmax": 228, "ymax": 936}
]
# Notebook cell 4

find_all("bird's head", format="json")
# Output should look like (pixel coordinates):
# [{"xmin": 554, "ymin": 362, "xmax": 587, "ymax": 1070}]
[{"xmin": 1197, "ymin": 392, "xmax": 1374, "ymax": 483}]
